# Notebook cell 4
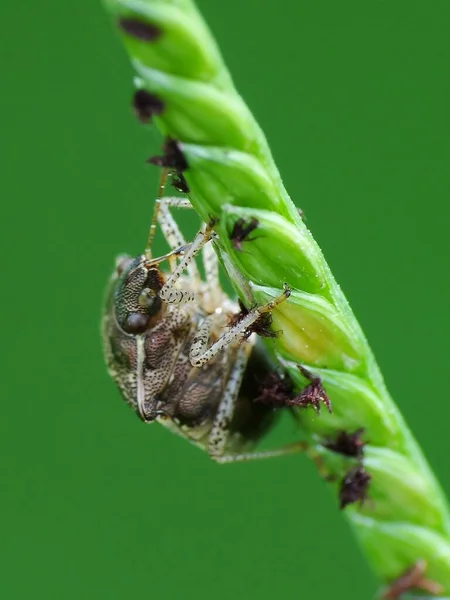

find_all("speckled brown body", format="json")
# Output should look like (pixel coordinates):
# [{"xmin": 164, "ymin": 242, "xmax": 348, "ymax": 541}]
[{"xmin": 102, "ymin": 254, "xmax": 278, "ymax": 456}]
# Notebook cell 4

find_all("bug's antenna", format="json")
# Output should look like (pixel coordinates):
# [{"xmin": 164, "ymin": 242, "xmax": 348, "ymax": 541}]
[{"xmin": 145, "ymin": 168, "xmax": 168, "ymax": 260}]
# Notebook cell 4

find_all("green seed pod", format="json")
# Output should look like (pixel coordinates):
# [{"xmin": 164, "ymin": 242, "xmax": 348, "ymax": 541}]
[
  {"xmin": 111, "ymin": 1, "xmax": 223, "ymax": 81},
  {"xmin": 351, "ymin": 515, "xmax": 450, "ymax": 584},
  {"xmin": 179, "ymin": 145, "xmax": 285, "ymax": 215},
  {"xmin": 219, "ymin": 206, "xmax": 326, "ymax": 293},
  {"xmin": 252, "ymin": 285, "xmax": 363, "ymax": 372},
  {"xmin": 134, "ymin": 67, "xmax": 260, "ymax": 149}
]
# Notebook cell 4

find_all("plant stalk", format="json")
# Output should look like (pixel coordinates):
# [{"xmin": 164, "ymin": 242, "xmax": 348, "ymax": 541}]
[{"xmin": 103, "ymin": 0, "xmax": 450, "ymax": 593}]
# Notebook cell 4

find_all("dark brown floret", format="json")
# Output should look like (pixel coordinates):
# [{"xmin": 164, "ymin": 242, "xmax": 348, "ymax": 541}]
[
  {"xmin": 245, "ymin": 312, "xmax": 280, "ymax": 341},
  {"xmin": 132, "ymin": 90, "xmax": 164, "ymax": 124},
  {"xmin": 292, "ymin": 366, "xmax": 332, "ymax": 413},
  {"xmin": 339, "ymin": 465, "xmax": 371, "ymax": 509},
  {"xmin": 323, "ymin": 428, "xmax": 366, "ymax": 459},
  {"xmin": 253, "ymin": 372, "xmax": 294, "ymax": 406},
  {"xmin": 253, "ymin": 365, "xmax": 331, "ymax": 413},
  {"xmin": 230, "ymin": 217, "xmax": 260, "ymax": 251},
  {"xmin": 118, "ymin": 17, "xmax": 161, "ymax": 42},
  {"xmin": 147, "ymin": 138, "xmax": 188, "ymax": 171},
  {"xmin": 382, "ymin": 560, "xmax": 443, "ymax": 600},
  {"xmin": 171, "ymin": 172, "xmax": 189, "ymax": 194}
]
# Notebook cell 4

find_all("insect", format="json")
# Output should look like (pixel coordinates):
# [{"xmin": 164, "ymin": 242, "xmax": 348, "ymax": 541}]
[{"xmin": 102, "ymin": 172, "xmax": 304, "ymax": 463}]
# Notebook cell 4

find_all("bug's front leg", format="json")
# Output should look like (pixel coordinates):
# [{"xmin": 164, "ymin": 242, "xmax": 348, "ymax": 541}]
[
  {"xmin": 158, "ymin": 221, "xmax": 216, "ymax": 305},
  {"xmin": 154, "ymin": 209, "xmax": 221, "ymax": 309},
  {"xmin": 201, "ymin": 239, "xmax": 221, "ymax": 309},
  {"xmin": 189, "ymin": 287, "xmax": 291, "ymax": 368},
  {"xmin": 147, "ymin": 196, "xmax": 199, "ymax": 278}
]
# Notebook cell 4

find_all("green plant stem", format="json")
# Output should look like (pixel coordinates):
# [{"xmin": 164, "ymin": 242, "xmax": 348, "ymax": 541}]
[{"xmin": 104, "ymin": 0, "xmax": 450, "ymax": 592}]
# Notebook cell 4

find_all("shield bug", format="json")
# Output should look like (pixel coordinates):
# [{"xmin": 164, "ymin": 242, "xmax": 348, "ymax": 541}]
[{"xmin": 102, "ymin": 172, "xmax": 303, "ymax": 463}]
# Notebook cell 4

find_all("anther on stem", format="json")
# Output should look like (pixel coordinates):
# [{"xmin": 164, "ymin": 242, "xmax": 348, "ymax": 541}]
[
  {"xmin": 339, "ymin": 465, "xmax": 371, "ymax": 509},
  {"xmin": 293, "ymin": 366, "xmax": 332, "ymax": 413},
  {"xmin": 147, "ymin": 138, "xmax": 188, "ymax": 171},
  {"xmin": 323, "ymin": 429, "xmax": 366, "ymax": 459},
  {"xmin": 132, "ymin": 90, "xmax": 164, "ymax": 124},
  {"xmin": 118, "ymin": 17, "xmax": 162, "ymax": 42},
  {"xmin": 253, "ymin": 366, "xmax": 331, "ymax": 414},
  {"xmin": 230, "ymin": 217, "xmax": 260, "ymax": 251},
  {"xmin": 253, "ymin": 372, "xmax": 293, "ymax": 406}
]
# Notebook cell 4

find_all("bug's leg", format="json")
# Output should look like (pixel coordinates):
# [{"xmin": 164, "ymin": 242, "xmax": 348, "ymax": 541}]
[
  {"xmin": 152, "ymin": 197, "xmax": 193, "ymax": 251},
  {"xmin": 147, "ymin": 196, "xmax": 199, "ymax": 279},
  {"xmin": 207, "ymin": 343, "xmax": 307, "ymax": 463},
  {"xmin": 157, "ymin": 198, "xmax": 195, "ymax": 278},
  {"xmin": 189, "ymin": 287, "xmax": 290, "ymax": 367},
  {"xmin": 146, "ymin": 169, "xmax": 191, "ymax": 254},
  {"xmin": 167, "ymin": 254, "xmax": 178, "ymax": 274},
  {"xmin": 146, "ymin": 243, "xmax": 190, "ymax": 268},
  {"xmin": 207, "ymin": 342, "xmax": 253, "ymax": 459},
  {"xmin": 201, "ymin": 239, "xmax": 221, "ymax": 309},
  {"xmin": 213, "ymin": 442, "xmax": 308, "ymax": 464},
  {"xmin": 158, "ymin": 222, "xmax": 216, "ymax": 305}
]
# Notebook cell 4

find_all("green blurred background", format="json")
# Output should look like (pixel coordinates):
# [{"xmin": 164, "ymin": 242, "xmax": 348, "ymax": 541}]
[{"xmin": 2, "ymin": 1, "xmax": 449, "ymax": 598}]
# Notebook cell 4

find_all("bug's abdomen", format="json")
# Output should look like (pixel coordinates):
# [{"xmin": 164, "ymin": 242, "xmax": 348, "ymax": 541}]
[{"xmin": 162, "ymin": 328, "xmax": 232, "ymax": 428}]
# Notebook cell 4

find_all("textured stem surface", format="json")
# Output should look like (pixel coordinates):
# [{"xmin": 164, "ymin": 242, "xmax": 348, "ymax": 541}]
[{"xmin": 104, "ymin": 0, "xmax": 450, "ymax": 592}]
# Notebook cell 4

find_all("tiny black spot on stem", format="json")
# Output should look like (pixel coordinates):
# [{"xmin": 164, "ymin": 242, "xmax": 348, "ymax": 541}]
[
  {"xmin": 147, "ymin": 138, "xmax": 188, "ymax": 171},
  {"xmin": 323, "ymin": 428, "xmax": 366, "ymax": 459},
  {"xmin": 230, "ymin": 217, "xmax": 260, "ymax": 251},
  {"xmin": 132, "ymin": 90, "xmax": 164, "ymax": 124},
  {"xmin": 339, "ymin": 465, "xmax": 371, "ymax": 509},
  {"xmin": 118, "ymin": 17, "xmax": 161, "ymax": 42}
]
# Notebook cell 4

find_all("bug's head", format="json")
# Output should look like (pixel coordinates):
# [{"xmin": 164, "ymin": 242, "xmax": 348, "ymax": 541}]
[{"xmin": 113, "ymin": 254, "xmax": 166, "ymax": 335}]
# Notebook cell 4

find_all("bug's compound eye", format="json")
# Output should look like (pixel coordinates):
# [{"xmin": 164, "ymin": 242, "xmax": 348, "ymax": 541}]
[{"xmin": 123, "ymin": 312, "xmax": 150, "ymax": 334}]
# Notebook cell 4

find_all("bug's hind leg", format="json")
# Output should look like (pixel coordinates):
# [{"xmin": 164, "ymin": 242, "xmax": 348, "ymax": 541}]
[
  {"xmin": 213, "ymin": 441, "xmax": 308, "ymax": 464},
  {"xmin": 207, "ymin": 343, "xmax": 307, "ymax": 463},
  {"xmin": 207, "ymin": 342, "xmax": 253, "ymax": 460},
  {"xmin": 201, "ymin": 239, "xmax": 221, "ymax": 310}
]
